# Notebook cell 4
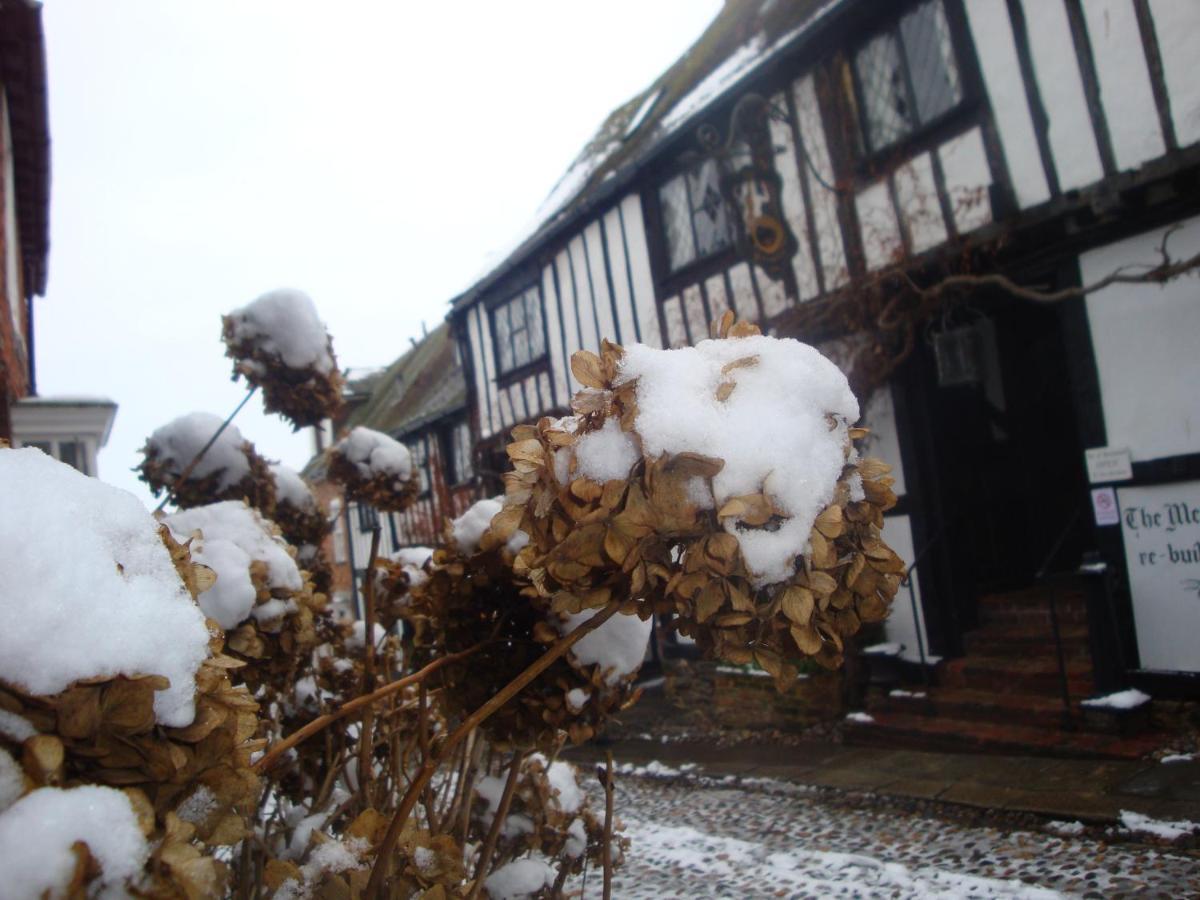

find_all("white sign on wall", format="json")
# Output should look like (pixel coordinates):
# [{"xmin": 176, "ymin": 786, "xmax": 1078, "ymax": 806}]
[
  {"xmin": 1117, "ymin": 481, "xmax": 1200, "ymax": 673},
  {"xmin": 1085, "ymin": 446, "xmax": 1133, "ymax": 484}
]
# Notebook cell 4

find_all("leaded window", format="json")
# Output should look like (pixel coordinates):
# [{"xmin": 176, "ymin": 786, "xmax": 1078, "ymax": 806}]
[
  {"xmin": 854, "ymin": 0, "xmax": 961, "ymax": 154},
  {"xmin": 356, "ymin": 502, "xmax": 379, "ymax": 532},
  {"xmin": 450, "ymin": 420, "xmax": 474, "ymax": 484},
  {"xmin": 658, "ymin": 157, "xmax": 735, "ymax": 272},
  {"xmin": 492, "ymin": 286, "xmax": 546, "ymax": 375},
  {"xmin": 407, "ymin": 436, "xmax": 431, "ymax": 496}
]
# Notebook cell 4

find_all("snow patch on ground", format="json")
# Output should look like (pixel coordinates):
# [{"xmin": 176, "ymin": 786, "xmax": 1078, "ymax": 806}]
[
  {"xmin": 1118, "ymin": 809, "xmax": 1199, "ymax": 841},
  {"xmin": 1081, "ymin": 689, "xmax": 1151, "ymax": 710}
]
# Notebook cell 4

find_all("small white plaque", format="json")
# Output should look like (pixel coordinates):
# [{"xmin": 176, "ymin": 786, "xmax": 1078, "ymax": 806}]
[
  {"xmin": 1091, "ymin": 486, "xmax": 1119, "ymax": 526},
  {"xmin": 1086, "ymin": 447, "xmax": 1133, "ymax": 484}
]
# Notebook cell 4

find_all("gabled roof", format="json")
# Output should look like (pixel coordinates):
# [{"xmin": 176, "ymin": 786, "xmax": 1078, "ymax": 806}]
[
  {"xmin": 0, "ymin": 0, "xmax": 51, "ymax": 296},
  {"xmin": 342, "ymin": 321, "xmax": 465, "ymax": 439},
  {"xmin": 452, "ymin": 0, "xmax": 848, "ymax": 310}
]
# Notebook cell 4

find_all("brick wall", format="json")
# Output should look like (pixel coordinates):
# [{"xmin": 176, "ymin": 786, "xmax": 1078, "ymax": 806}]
[{"xmin": 666, "ymin": 659, "xmax": 850, "ymax": 732}]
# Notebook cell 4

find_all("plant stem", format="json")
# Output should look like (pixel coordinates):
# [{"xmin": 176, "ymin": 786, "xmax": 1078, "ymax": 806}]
[
  {"xmin": 365, "ymin": 600, "xmax": 623, "ymax": 898},
  {"xmin": 466, "ymin": 751, "xmax": 525, "ymax": 900},
  {"xmin": 154, "ymin": 386, "xmax": 258, "ymax": 513}
]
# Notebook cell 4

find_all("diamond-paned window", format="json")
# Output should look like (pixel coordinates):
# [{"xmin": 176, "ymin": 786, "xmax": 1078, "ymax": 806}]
[
  {"xmin": 659, "ymin": 157, "xmax": 735, "ymax": 272},
  {"xmin": 491, "ymin": 285, "xmax": 546, "ymax": 376},
  {"xmin": 855, "ymin": 0, "xmax": 962, "ymax": 154}
]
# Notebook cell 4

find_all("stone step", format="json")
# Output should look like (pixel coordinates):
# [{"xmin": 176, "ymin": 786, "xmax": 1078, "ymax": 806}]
[
  {"xmin": 962, "ymin": 623, "xmax": 1091, "ymax": 659},
  {"xmin": 842, "ymin": 710, "xmax": 1166, "ymax": 760},
  {"xmin": 938, "ymin": 655, "xmax": 1093, "ymax": 698}
]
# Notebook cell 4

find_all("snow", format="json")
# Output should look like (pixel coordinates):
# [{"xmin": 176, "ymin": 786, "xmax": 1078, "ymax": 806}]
[
  {"xmin": 1160, "ymin": 753, "xmax": 1195, "ymax": 764},
  {"xmin": 300, "ymin": 836, "xmax": 367, "ymax": 881},
  {"xmin": 335, "ymin": 427, "xmax": 413, "ymax": 485},
  {"xmin": 394, "ymin": 546, "xmax": 433, "ymax": 569},
  {"xmin": 863, "ymin": 642, "xmax": 902, "ymax": 656},
  {"xmin": 1045, "ymin": 820, "xmax": 1085, "ymax": 837},
  {"xmin": 564, "ymin": 818, "xmax": 587, "ymax": 858},
  {"xmin": 474, "ymin": 777, "xmax": 534, "ymax": 839},
  {"xmin": 574, "ymin": 418, "xmax": 640, "ymax": 482},
  {"xmin": 845, "ymin": 712, "xmax": 876, "ymax": 724},
  {"xmin": 271, "ymin": 463, "xmax": 317, "ymax": 511},
  {"xmin": 1080, "ymin": 688, "xmax": 1151, "ymax": 711},
  {"xmin": 451, "ymin": 498, "xmax": 528, "ymax": 556},
  {"xmin": 621, "ymin": 335, "xmax": 859, "ymax": 586},
  {"xmin": 452, "ymin": 498, "xmax": 501, "ymax": 554},
  {"xmin": 164, "ymin": 500, "xmax": 303, "ymax": 630},
  {"xmin": 566, "ymin": 688, "xmax": 591, "ymax": 712},
  {"xmin": 146, "ymin": 411, "xmax": 252, "ymax": 489},
  {"xmin": 0, "ymin": 749, "xmax": 23, "ymax": 812},
  {"xmin": 0, "ymin": 448, "xmax": 210, "ymax": 727},
  {"xmin": 413, "ymin": 846, "xmax": 437, "ymax": 875},
  {"xmin": 556, "ymin": 609, "xmax": 652, "ymax": 686},
  {"xmin": 537, "ymin": 756, "xmax": 585, "ymax": 815},
  {"xmin": 889, "ymin": 689, "xmax": 926, "ymax": 699},
  {"xmin": 347, "ymin": 621, "xmax": 387, "ymax": 651},
  {"xmin": 1118, "ymin": 809, "xmax": 1199, "ymax": 841},
  {"xmin": 176, "ymin": 785, "xmax": 218, "ymax": 825},
  {"xmin": 0, "ymin": 710, "xmax": 36, "ymax": 743},
  {"xmin": 660, "ymin": 36, "xmax": 765, "ymax": 134},
  {"xmin": 624, "ymin": 89, "xmax": 662, "ymax": 138},
  {"xmin": 225, "ymin": 288, "xmax": 335, "ymax": 375},
  {"xmin": 484, "ymin": 857, "xmax": 556, "ymax": 899},
  {"xmin": 0, "ymin": 785, "xmax": 150, "ymax": 898}
]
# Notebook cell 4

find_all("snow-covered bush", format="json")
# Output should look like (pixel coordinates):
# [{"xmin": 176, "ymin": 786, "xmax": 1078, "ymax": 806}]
[
  {"xmin": 326, "ymin": 425, "xmax": 419, "ymax": 513},
  {"xmin": 138, "ymin": 410, "xmax": 277, "ymax": 513},
  {"xmin": 222, "ymin": 288, "xmax": 344, "ymax": 429},
  {"xmin": 492, "ymin": 315, "xmax": 904, "ymax": 684},
  {"xmin": 0, "ymin": 448, "xmax": 262, "ymax": 897}
]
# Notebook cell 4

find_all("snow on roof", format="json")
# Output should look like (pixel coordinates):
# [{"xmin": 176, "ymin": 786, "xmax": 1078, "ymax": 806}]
[
  {"xmin": 163, "ymin": 500, "xmax": 303, "ymax": 631},
  {"xmin": 0, "ymin": 785, "xmax": 150, "ymax": 897},
  {"xmin": 225, "ymin": 288, "xmax": 335, "ymax": 375},
  {"xmin": 146, "ymin": 411, "xmax": 252, "ymax": 490},
  {"xmin": 621, "ymin": 334, "xmax": 859, "ymax": 586},
  {"xmin": 0, "ymin": 448, "xmax": 210, "ymax": 727},
  {"xmin": 453, "ymin": 0, "xmax": 845, "ymax": 308}
]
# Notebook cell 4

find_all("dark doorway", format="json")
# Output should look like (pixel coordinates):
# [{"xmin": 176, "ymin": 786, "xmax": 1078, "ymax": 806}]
[{"xmin": 914, "ymin": 294, "xmax": 1090, "ymax": 633}]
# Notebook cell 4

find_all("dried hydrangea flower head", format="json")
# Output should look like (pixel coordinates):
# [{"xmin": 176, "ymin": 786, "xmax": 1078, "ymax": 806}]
[
  {"xmin": 222, "ymin": 288, "xmax": 344, "ymax": 429},
  {"xmin": 138, "ymin": 411, "xmax": 277, "ymax": 515},
  {"xmin": 491, "ymin": 312, "xmax": 903, "ymax": 688},
  {"xmin": 326, "ymin": 426, "xmax": 419, "ymax": 513},
  {"xmin": 0, "ymin": 450, "xmax": 262, "ymax": 897},
  {"xmin": 161, "ymin": 501, "xmax": 327, "ymax": 701},
  {"xmin": 404, "ymin": 499, "xmax": 648, "ymax": 751},
  {"xmin": 269, "ymin": 463, "xmax": 334, "ymax": 593}
]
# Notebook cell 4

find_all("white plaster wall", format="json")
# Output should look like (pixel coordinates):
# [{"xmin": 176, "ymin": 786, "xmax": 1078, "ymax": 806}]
[
  {"xmin": 1081, "ymin": 215, "xmax": 1200, "ymax": 463},
  {"xmin": 1147, "ymin": 0, "xmax": 1200, "ymax": 147}
]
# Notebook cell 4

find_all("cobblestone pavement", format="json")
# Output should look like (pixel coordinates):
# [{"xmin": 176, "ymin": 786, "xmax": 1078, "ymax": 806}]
[{"xmin": 572, "ymin": 771, "xmax": 1200, "ymax": 899}]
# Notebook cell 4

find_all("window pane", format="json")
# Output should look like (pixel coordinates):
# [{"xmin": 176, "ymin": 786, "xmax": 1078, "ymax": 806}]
[
  {"xmin": 901, "ymin": 0, "xmax": 961, "ymax": 125},
  {"xmin": 493, "ymin": 305, "xmax": 514, "ymax": 373},
  {"xmin": 513, "ymin": 328, "xmax": 530, "ymax": 368},
  {"xmin": 856, "ymin": 30, "xmax": 915, "ymax": 151},
  {"xmin": 524, "ymin": 288, "xmax": 545, "ymax": 358},
  {"xmin": 688, "ymin": 159, "xmax": 734, "ymax": 258},
  {"xmin": 453, "ymin": 421, "xmax": 473, "ymax": 482},
  {"xmin": 508, "ymin": 295, "xmax": 525, "ymax": 330},
  {"xmin": 659, "ymin": 175, "xmax": 696, "ymax": 271},
  {"xmin": 58, "ymin": 441, "xmax": 85, "ymax": 473}
]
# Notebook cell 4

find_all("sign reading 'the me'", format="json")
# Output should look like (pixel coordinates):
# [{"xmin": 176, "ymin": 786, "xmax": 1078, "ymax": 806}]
[{"xmin": 1117, "ymin": 481, "xmax": 1200, "ymax": 673}]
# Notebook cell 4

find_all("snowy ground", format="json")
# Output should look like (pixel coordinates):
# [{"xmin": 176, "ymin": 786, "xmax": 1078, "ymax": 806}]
[{"xmin": 570, "ymin": 769, "xmax": 1199, "ymax": 899}]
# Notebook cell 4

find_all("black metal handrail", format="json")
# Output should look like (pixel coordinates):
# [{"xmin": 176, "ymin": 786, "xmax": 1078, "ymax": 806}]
[{"xmin": 1033, "ymin": 506, "xmax": 1087, "ymax": 721}]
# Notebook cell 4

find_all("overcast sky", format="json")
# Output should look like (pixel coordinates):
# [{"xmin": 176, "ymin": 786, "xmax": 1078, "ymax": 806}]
[{"xmin": 34, "ymin": 0, "xmax": 722, "ymax": 505}]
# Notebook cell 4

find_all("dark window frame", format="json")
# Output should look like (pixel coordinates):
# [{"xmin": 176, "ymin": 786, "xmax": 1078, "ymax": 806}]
[
  {"xmin": 489, "ymin": 282, "xmax": 549, "ymax": 380},
  {"xmin": 405, "ymin": 434, "xmax": 433, "ymax": 500},
  {"xmin": 356, "ymin": 502, "xmax": 379, "ymax": 533},
  {"xmin": 847, "ymin": 0, "xmax": 974, "ymax": 173}
]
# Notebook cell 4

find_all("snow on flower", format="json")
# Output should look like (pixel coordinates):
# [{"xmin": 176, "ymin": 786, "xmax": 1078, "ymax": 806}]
[{"xmin": 0, "ymin": 448, "xmax": 210, "ymax": 727}]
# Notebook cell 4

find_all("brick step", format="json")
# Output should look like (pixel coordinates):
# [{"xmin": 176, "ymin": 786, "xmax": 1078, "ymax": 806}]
[
  {"xmin": 843, "ymin": 710, "xmax": 1166, "ymax": 760},
  {"xmin": 962, "ymin": 623, "xmax": 1091, "ymax": 659},
  {"xmin": 872, "ymin": 686, "xmax": 1085, "ymax": 730},
  {"xmin": 939, "ymin": 655, "xmax": 1093, "ymax": 697},
  {"xmin": 977, "ymin": 589, "xmax": 1089, "ymax": 628}
]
